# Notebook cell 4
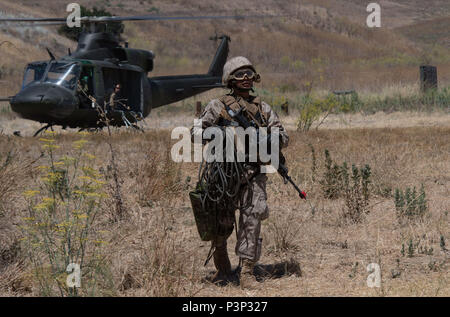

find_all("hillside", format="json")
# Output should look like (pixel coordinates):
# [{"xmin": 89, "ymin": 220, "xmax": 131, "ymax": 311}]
[
  {"xmin": 397, "ymin": 16, "xmax": 450, "ymax": 49},
  {"xmin": 0, "ymin": 0, "xmax": 449, "ymax": 98}
]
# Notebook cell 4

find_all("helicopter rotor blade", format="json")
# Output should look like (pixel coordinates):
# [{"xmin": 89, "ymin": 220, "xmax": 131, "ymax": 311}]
[
  {"xmin": 2, "ymin": 22, "xmax": 68, "ymax": 27},
  {"xmin": 81, "ymin": 14, "xmax": 286, "ymax": 22},
  {"xmin": 0, "ymin": 17, "xmax": 66, "ymax": 22},
  {"xmin": 0, "ymin": 13, "xmax": 285, "ymax": 24}
]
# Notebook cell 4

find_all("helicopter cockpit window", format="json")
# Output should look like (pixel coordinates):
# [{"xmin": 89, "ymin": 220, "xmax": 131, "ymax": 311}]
[
  {"xmin": 44, "ymin": 62, "xmax": 81, "ymax": 91},
  {"xmin": 22, "ymin": 62, "xmax": 48, "ymax": 89}
]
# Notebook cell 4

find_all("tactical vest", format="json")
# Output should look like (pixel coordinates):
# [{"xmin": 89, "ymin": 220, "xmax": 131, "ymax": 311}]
[{"xmin": 218, "ymin": 94, "xmax": 269, "ymax": 128}]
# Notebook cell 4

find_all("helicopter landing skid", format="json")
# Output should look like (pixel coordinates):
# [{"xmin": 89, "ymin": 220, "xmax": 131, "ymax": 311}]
[
  {"xmin": 33, "ymin": 124, "xmax": 54, "ymax": 137},
  {"xmin": 78, "ymin": 127, "xmax": 101, "ymax": 133},
  {"xmin": 131, "ymin": 123, "xmax": 144, "ymax": 132},
  {"xmin": 118, "ymin": 111, "xmax": 145, "ymax": 133}
]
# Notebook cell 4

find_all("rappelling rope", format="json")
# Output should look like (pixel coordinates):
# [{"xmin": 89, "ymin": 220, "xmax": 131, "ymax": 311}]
[{"xmin": 198, "ymin": 144, "xmax": 261, "ymax": 267}]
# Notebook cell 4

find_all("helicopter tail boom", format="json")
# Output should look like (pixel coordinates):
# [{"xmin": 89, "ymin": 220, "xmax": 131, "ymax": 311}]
[
  {"xmin": 147, "ymin": 35, "xmax": 229, "ymax": 110},
  {"xmin": 148, "ymin": 75, "xmax": 223, "ymax": 109}
]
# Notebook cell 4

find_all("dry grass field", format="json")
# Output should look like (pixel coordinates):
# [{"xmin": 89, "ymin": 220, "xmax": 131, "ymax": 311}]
[{"xmin": 0, "ymin": 112, "xmax": 448, "ymax": 297}]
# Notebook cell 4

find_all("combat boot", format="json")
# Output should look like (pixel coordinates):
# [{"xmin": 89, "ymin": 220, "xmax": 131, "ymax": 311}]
[
  {"xmin": 211, "ymin": 243, "xmax": 233, "ymax": 285},
  {"xmin": 239, "ymin": 258, "xmax": 257, "ymax": 289}
]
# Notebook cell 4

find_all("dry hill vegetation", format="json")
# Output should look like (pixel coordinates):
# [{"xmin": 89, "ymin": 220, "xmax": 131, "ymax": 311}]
[
  {"xmin": 0, "ymin": 0, "xmax": 448, "ymax": 297},
  {"xmin": 0, "ymin": 0, "xmax": 449, "ymax": 94}
]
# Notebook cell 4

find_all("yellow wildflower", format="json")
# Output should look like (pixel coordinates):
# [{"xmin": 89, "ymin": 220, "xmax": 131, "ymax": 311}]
[
  {"xmin": 40, "ymin": 177, "xmax": 51, "ymax": 183},
  {"xmin": 43, "ymin": 144, "xmax": 60, "ymax": 150},
  {"xmin": 56, "ymin": 221, "xmax": 72, "ymax": 228},
  {"xmin": 47, "ymin": 172, "xmax": 63, "ymax": 181},
  {"xmin": 39, "ymin": 138, "xmax": 55, "ymax": 143},
  {"xmin": 34, "ymin": 202, "xmax": 48, "ymax": 211},
  {"xmin": 34, "ymin": 197, "xmax": 55, "ymax": 211},
  {"xmin": 23, "ymin": 190, "xmax": 40, "ymax": 198},
  {"xmin": 82, "ymin": 167, "xmax": 100, "ymax": 177},
  {"xmin": 61, "ymin": 156, "xmax": 75, "ymax": 163},
  {"xmin": 42, "ymin": 197, "xmax": 56, "ymax": 204},
  {"xmin": 93, "ymin": 240, "xmax": 107, "ymax": 244},
  {"xmin": 86, "ymin": 192, "xmax": 101, "ymax": 199},
  {"xmin": 93, "ymin": 179, "xmax": 105, "ymax": 185},
  {"xmin": 83, "ymin": 153, "xmax": 96, "ymax": 160},
  {"xmin": 79, "ymin": 176, "xmax": 94, "ymax": 182},
  {"xmin": 73, "ymin": 139, "xmax": 88, "ymax": 149}
]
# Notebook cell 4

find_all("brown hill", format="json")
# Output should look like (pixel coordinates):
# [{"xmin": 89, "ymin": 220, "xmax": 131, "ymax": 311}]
[{"xmin": 0, "ymin": 0, "xmax": 448, "ymax": 96}]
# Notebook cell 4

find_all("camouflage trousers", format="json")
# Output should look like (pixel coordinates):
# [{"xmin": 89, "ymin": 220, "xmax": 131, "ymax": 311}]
[{"xmin": 213, "ymin": 172, "xmax": 269, "ymax": 263}]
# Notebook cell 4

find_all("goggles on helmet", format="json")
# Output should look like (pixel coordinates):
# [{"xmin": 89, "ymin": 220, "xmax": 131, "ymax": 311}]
[{"xmin": 230, "ymin": 68, "xmax": 258, "ymax": 81}]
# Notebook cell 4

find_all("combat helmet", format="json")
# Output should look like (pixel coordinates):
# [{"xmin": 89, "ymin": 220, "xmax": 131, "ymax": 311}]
[{"xmin": 222, "ymin": 56, "xmax": 261, "ymax": 87}]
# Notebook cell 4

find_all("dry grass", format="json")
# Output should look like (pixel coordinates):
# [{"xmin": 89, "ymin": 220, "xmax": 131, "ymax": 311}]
[{"xmin": 0, "ymin": 112, "xmax": 448, "ymax": 297}]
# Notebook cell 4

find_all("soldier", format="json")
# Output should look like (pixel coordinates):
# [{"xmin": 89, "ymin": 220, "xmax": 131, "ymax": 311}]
[
  {"xmin": 191, "ymin": 56, "xmax": 289, "ymax": 288},
  {"xmin": 108, "ymin": 83, "xmax": 121, "ymax": 111}
]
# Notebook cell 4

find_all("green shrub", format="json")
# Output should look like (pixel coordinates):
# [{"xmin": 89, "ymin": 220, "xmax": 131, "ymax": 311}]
[
  {"xmin": 309, "ymin": 143, "xmax": 317, "ymax": 183},
  {"xmin": 320, "ymin": 149, "xmax": 372, "ymax": 222},
  {"xmin": 394, "ymin": 184, "xmax": 427, "ymax": 221},
  {"xmin": 296, "ymin": 94, "xmax": 339, "ymax": 132},
  {"xmin": 401, "ymin": 236, "xmax": 433, "ymax": 257},
  {"xmin": 342, "ymin": 164, "xmax": 371, "ymax": 223},
  {"xmin": 321, "ymin": 149, "xmax": 345, "ymax": 199}
]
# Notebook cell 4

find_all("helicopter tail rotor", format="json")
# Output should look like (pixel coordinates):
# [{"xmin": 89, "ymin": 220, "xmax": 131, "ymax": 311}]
[{"xmin": 46, "ymin": 47, "xmax": 56, "ymax": 60}]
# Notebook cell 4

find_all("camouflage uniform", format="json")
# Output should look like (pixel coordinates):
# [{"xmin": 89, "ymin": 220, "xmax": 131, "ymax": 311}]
[{"xmin": 191, "ymin": 94, "xmax": 289, "ymax": 264}]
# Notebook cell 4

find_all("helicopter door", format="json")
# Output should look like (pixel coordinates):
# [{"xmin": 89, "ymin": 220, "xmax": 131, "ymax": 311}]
[
  {"xmin": 102, "ymin": 68, "xmax": 142, "ymax": 112},
  {"xmin": 122, "ymin": 70, "xmax": 142, "ymax": 113}
]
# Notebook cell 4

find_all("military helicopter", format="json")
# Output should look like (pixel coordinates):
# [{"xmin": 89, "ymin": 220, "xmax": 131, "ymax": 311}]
[{"xmin": 0, "ymin": 13, "xmax": 263, "ymax": 135}]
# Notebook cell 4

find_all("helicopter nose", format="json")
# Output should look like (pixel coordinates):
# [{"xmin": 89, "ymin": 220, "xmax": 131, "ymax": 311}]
[{"xmin": 11, "ymin": 84, "xmax": 77, "ymax": 122}]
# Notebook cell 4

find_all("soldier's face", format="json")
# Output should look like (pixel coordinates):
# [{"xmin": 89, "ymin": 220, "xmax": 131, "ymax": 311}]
[
  {"xmin": 231, "ymin": 68, "xmax": 257, "ymax": 91},
  {"xmin": 232, "ymin": 78, "xmax": 254, "ymax": 91}
]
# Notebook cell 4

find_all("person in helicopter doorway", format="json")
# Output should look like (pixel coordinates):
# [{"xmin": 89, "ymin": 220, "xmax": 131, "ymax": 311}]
[
  {"xmin": 107, "ymin": 83, "xmax": 129, "ymax": 112},
  {"xmin": 77, "ymin": 76, "xmax": 96, "ymax": 109}
]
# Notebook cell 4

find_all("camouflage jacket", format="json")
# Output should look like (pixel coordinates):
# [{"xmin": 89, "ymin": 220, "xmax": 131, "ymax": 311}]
[{"xmin": 191, "ymin": 94, "xmax": 289, "ymax": 148}]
